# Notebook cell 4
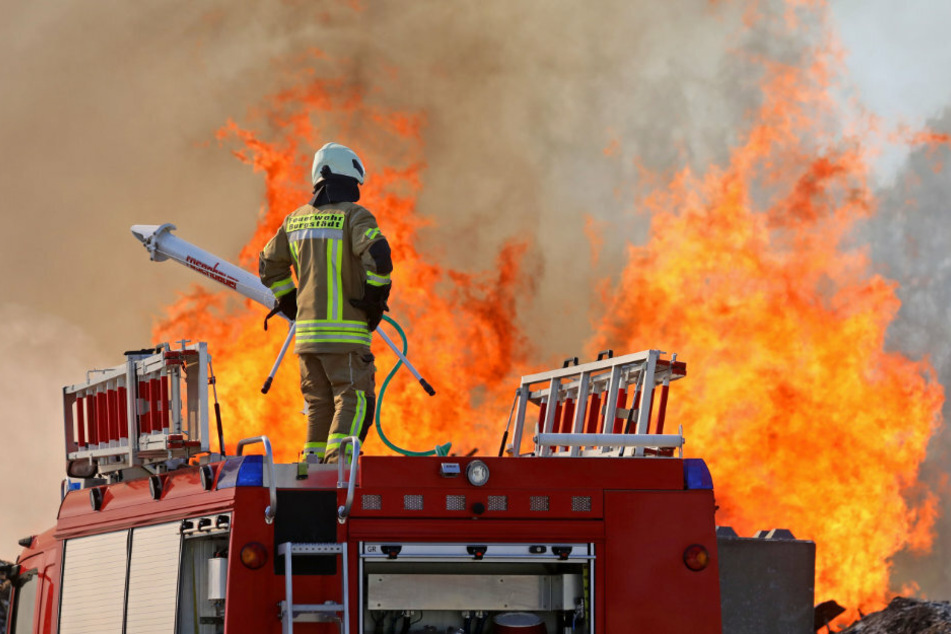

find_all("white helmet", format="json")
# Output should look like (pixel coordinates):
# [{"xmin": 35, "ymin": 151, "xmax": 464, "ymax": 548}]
[{"xmin": 311, "ymin": 142, "xmax": 366, "ymax": 185}]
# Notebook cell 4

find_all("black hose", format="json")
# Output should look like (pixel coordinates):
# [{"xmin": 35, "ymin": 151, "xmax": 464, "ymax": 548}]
[
  {"xmin": 214, "ymin": 403, "xmax": 226, "ymax": 456},
  {"xmin": 208, "ymin": 360, "xmax": 226, "ymax": 456},
  {"xmin": 497, "ymin": 391, "xmax": 518, "ymax": 457},
  {"xmin": 497, "ymin": 430, "xmax": 509, "ymax": 458}
]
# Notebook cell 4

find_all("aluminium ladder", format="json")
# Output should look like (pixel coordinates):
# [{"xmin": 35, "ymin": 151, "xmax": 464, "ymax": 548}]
[
  {"xmin": 510, "ymin": 349, "xmax": 687, "ymax": 458},
  {"xmin": 277, "ymin": 437, "xmax": 360, "ymax": 634},
  {"xmin": 278, "ymin": 542, "xmax": 350, "ymax": 634},
  {"xmin": 63, "ymin": 342, "xmax": 212, "ymax": 476}
]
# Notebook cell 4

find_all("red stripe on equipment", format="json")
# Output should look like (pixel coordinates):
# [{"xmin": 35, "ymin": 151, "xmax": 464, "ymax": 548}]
[
  {"xmin": 612, "ymin": 388, "xmax": 627, "ymax": 434},
  {"xmin": 138, "ymin": 381, "xmax": 150, "ymax": 434},
  {"xmin": 118, "ymin": 386, "xmax": 128, "ymax": 439},
  {"xmin": 655, "ymin": 384, "xmax": 670, "ymax": 434},
  {"xmin": 645, "ymin": 386, "xmax": 656, "ymax": 434},
  {"xmin": 160, "ymin": 376, "xmax": 170, "ymax": 432},
  {"xmin": 149, "ymin": 378, "xmax": 161, "ymax": 434},
  {"xmin": 96, "ymin": 391, "xmax": 108, "ymax": 445},
  {"xmin": 560, "ymin": 398, "xmax": 575, "ymax": 434},
  {"xmin": 585, "ymin": 392, "xmax": 601, "ymax": 434},
  {"xmin": 86, "ymin": 396, "xmax": 98, "ymax": 446},
  {"xmin": 107, "ymin": 389, "xmax": 119, "ymax": 443},
  {"xmin": 559, "ymin": 398, "xmax": 575, "ymax": 451}
]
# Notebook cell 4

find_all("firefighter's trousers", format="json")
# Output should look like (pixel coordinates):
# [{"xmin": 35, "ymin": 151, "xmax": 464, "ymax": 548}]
[{"xmin": 299, "ymin": 351, "xmax": 376, "ymax": 463}]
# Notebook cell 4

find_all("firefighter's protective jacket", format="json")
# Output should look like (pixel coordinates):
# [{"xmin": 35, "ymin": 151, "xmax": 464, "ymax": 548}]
[{"xmin": 259, "ymin": 202, "xmax": 391, "ymax": 354}]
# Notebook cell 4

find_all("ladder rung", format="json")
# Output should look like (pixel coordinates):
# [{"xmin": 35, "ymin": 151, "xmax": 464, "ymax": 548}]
[
  {"xmin": 280, "ymin": 541, "xmax": 350, "ymax": 634},
  {"xmin": 293, "ymin": 614, "xmax": 341, "ymax": 624},
  {"xmin": 285, "ymin": 602, "xmax": 345, "ymax": 613},
  {"xmin": 279, "ymin": 543, "xmax": 343, "ymax": 556}
]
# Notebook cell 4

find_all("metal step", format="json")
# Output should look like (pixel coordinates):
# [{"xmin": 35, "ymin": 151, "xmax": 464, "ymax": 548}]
[
  {"xmin": 285, "ymin": 602, "xmax": 344, "ymax": 613},
  {"xmin": 279, "ymin": 541, "xmax": 350, "ymax": 634},
  {"xmin": 280, "ymin": 543, "xmax": 343, "ymax": 556},
  {"xmin": 293, "ymin": 614, "xmax": 342, "ymax": 624},
  {"xmin": 280, "ymin": 600, "xmax": 345, "ymax": 623}
]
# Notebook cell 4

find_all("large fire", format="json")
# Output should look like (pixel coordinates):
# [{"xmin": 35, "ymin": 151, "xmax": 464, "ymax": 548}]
[
  {"xmin": 153, "ymin": 1, "xmax": 944, "ymax": 627},
  {"xmin": 588, "ymin": 16, "xmax": 944, "ymax": 625},
  {"xmin": 154, "ymin": 77, "xmax": 533, "ymax": 461}
]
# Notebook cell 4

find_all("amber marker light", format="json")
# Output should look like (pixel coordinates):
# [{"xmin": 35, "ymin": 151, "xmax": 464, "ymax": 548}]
[
  {"xmin": 240, "ymin": 542, "xmax": 269, "ymax": 569},
  {"xmin": 683, "ymin": 544, "xmax": 710, "ymax": 571}
]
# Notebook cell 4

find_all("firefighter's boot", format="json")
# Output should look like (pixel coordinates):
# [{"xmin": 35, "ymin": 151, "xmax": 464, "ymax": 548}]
[
  {"xmin": 297, "ymin": 443, "xmax": 324, "ymax": 479},
  {"xmin": 302, "ymin": 442, "xmax": 325, "ymax": 463}
]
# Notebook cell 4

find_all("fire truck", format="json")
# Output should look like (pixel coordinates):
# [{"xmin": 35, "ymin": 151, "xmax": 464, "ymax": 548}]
[{"xmin": 3, "ymin": 226, "xmax": 723, "ymax": 634}]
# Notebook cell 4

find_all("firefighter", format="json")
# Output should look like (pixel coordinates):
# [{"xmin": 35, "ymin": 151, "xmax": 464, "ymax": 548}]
[{"xmin": 259, "ymin": 142, "xmax": 392, "ymax": 464}]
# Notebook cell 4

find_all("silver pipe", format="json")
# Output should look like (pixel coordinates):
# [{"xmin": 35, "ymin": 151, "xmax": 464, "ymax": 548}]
[{"xmin": 236, "ymin": 435, "xmax": 277, "ymax": 523}]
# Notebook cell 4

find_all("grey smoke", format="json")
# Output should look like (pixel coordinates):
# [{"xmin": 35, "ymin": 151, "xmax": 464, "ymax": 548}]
[
  {"xmin": 0, "ymin": 304, "xmax": 104, "ymax": 556},
  {"xmin": 0, "ymin": 0, "xmax": 763, "ymax": 561},
  {"xmin": 861, "ymin": 106, "xmax": 951, "ymax": 598},
  {"xmin": 1, "ymin": 0, "xmax": 950, "ymax": 604}
]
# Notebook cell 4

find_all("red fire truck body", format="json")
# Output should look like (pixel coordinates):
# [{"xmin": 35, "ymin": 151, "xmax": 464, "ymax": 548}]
[{"xmin": 5, "ymin": 346, "xmax": 722, "ymax": 634}]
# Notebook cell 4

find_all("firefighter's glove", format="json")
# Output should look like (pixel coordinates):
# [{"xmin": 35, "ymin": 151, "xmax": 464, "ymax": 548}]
[
  {"xmin": 263, "ymin": 289, "xmax": 297, "ymax": 330},
  {"xmin": 278, "ymin": 289, "xmax": 298, "ymax": 320},
  {"xmin": 350, "ymin": 283, "xmax": 390, "ymax": 332}
]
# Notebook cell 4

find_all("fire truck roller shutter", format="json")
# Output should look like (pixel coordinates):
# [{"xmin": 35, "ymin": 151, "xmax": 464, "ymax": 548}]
[
  {"xmin": 59, "ymin": 531, "xmax": 129, "ymax": 634},
  {"xmin": 125, "ymin": 522, "xmax": 183, "ymax": 633},
  {"xmin": 59, "ymin": 523, "xmax": 183, "ymax": 634}
]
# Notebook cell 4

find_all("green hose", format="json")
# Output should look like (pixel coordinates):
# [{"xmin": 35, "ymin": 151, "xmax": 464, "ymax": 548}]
[{"xmin": 375, "ymin": 314, "xmax": 452, "ymax": 456}]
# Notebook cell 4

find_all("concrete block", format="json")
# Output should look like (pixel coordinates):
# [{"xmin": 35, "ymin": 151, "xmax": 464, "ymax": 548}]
[{"xmin": 718, "ymin": 526, "xmax": 816, "ymax": 634}]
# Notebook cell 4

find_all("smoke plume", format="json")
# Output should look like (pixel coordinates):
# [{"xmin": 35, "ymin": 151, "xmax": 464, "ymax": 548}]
[
  {"xmin": 862, "ymin": 108, "xmax": 951, "ymax": 597},
  {"xmin": 0, "ymin": 304, "xmax": 104, "ymax": 560},
  {"xmin": 2, "ymin": 0, "xmax": 951, "ymax": 606}
]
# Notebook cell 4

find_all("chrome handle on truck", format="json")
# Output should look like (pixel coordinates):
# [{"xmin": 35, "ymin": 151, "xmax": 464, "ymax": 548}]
[
  {"xmin": 337, "ymin": 436, "xmax": 361, "ymax": 524},
  {"xmin": 236, "ymin": 435, "xmax": 277, "ymax": 524}
]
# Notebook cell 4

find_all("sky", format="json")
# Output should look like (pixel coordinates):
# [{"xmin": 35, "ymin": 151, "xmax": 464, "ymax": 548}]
[
  {"xmin": 831, "ymin": 0, "xmax": 951, "ymax": 179},
  {"xmin": 1, "ymin": 0, "xmax": 951, "ymax": 601}
]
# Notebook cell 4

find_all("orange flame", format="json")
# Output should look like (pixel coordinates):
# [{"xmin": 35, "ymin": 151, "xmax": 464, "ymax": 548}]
[
  {"xmin": 150, "ymin": 5, "xmax": 947, "ymax": 625},
  {"xmin": 154, "ymin": 76, "xmax": 532, "ymax": 462},
  {"xmin": 588, "ymin": 21, "xmax": 943, "ymax": 623}
]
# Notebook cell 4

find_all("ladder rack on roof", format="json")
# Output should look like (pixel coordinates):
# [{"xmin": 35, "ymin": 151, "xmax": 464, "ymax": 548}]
[
  {"xmin": 63, "ymin": 342, "xmax": 212, "ymax": 476},
  {"xmin": 510, "ymin": 349, "xmax": 686, "ymax": 458}
]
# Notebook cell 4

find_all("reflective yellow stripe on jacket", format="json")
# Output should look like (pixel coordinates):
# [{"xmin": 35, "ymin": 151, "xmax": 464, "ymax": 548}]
[
  {"xmin": 366, "ymin": 271, "xmax": 390, "ymax": 287},
  {"xmin": 269, "ymin": 276, "xmax": 296, "ymax": 298},
  {"xmin": 296, "ymin": 320, "xmax": 371, "ymax": 346},
  {"xmin": 325, "ymin": 238, "xmax": 343, "ymax": 320}
]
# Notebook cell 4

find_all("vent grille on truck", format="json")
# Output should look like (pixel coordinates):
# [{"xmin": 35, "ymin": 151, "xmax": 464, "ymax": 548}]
[
  {"xmin": 487, "ymin": 495, "xmax": 508, "ymax": 511},
  {"xmin": 530, "ymin": 496, "xmax": 550, "ymax": 511}
]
